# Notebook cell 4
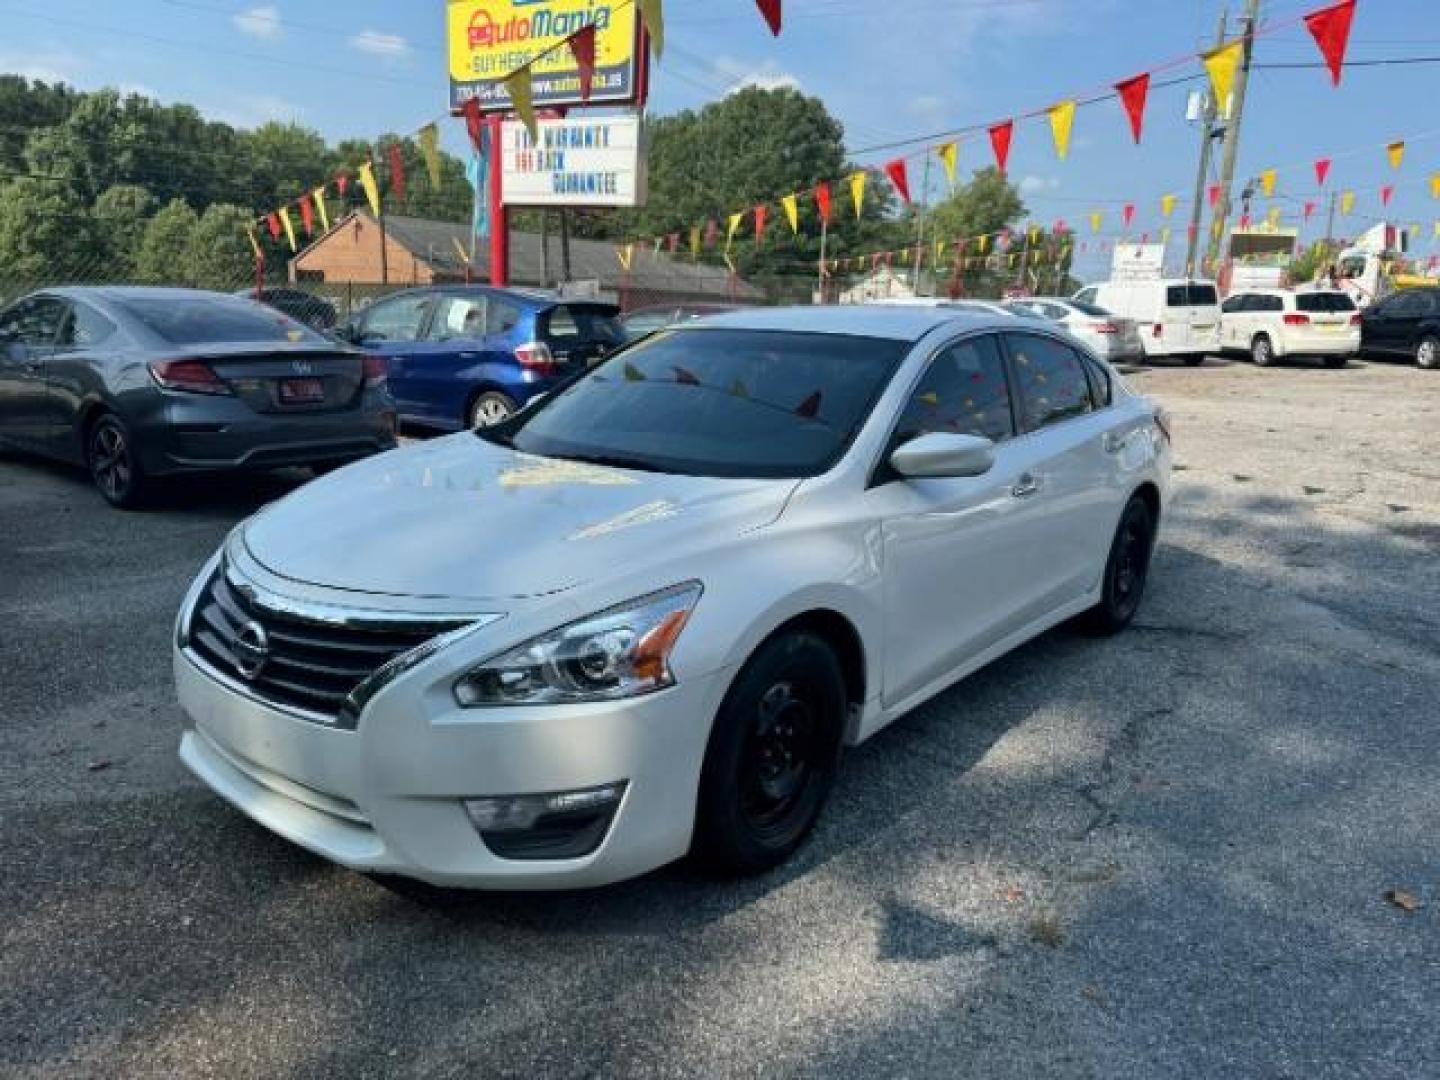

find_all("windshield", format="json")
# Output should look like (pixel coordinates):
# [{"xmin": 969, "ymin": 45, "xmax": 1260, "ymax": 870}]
[
  {"xmin": 119, "ymin": 297, "xmax": 322, "ymax": 345},
  {"xmin": 480, "ymin": 328, "xmax": 910, "ymax": 478}
]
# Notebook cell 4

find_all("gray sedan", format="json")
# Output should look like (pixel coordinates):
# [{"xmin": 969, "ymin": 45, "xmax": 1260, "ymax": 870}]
[{"xmin": 0, "ymin": 287, "xmax": 397, "ymax": 507}]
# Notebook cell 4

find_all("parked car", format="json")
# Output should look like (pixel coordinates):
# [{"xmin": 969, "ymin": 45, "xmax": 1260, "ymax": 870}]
[
  {"xmin": 1358, "ymin": 286, "xmax": 1440, "ymax": 369},
  {"xmin": 1219, "ymin": 288, "xmax": 1360, "ymax": 367},
  {"xmin": 1001, "ymin": 296, "xmax": 1145, "ymax": 362},
  {"xmin": 621, "ymin": 303, "xmax": 738, "ymax": 340},
  {"xmin": 0, "ymin": 287, "xmax": 396, "ymax": 508},
  {"xmin": 866, "ymin": 298, "xmax": 1039, "ymax": 319},
  {"xmin": 174, "ymin": 305, "xmax": 1172, "ymax": 889},
  {"xmin": 235, "ymin": 287, "xmax": 338, "ymax": 331},
  {"xmin": 340, "ymin": 286, "xmax": 624, "ymax": 429},
  {"xmin": 1073, "ymin": 279, "xmax": 1221, "ymax": 365}
]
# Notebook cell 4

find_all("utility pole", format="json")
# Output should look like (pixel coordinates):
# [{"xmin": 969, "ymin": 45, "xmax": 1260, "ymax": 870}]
[
  {"xmin": 1322, "ymin": 190, "xmax": 1338, "ymax": 252},
  {"xmin": 559, "ymin": 209, "xmax": 573, "ymax": 283},
  {"xmin": 1206, "ymin": 0, "xmax": 1261, "ymax": 268},
  {"xmin": 1184, "ymin": 7, "xmax": 1228, "ymax": 278},
  {"xmin": 913, "ymin": 154, "xmax": 932, "ymax": 295}
]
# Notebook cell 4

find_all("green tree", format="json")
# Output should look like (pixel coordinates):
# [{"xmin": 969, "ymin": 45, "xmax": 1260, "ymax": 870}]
[
  {"xmin": 134, "ymin": 198, "xmax": 199, "ymax": 284},
  {"xmin": 91, "ymin": 184, "xmax": 156, "ymax": 277},
  {"xmin": 0, "ymin": 178, "xmax": 99, "ymax": 290},
  {"xmin": 926, "ymin": 168, "xmax": 1027, "ymax": 244},
  {"xmin": 186, "ymin": 203, "xmax": 257, "ymax": 290}
]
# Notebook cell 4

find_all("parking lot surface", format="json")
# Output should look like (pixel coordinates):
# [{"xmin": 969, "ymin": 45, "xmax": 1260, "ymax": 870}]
[{"xmin": 3, "ymin": 357, "xmax": 1438, "ymax": 1078}]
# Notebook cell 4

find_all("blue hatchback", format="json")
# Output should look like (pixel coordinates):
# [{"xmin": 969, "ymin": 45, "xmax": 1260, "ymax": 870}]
[{"xmin": 343, "ymin": 287, "xmax": 623, "ymax": 429}]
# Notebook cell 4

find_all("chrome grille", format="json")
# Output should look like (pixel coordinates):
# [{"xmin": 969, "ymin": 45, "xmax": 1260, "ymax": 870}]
[{"xmin": 187, "ymin": 569, "xmax": 467, "ymax": 725}]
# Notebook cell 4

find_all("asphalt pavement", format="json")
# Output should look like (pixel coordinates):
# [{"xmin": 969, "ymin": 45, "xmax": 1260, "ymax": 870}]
[{"xmin": 2, "ymin": 355, "xmax": 1437, "ymax": 1078}]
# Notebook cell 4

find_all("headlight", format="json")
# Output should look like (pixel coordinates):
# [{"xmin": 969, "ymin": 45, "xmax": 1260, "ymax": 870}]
[{"xmin": 453, "ymin": 582, "xmax": 701, "ymax": 707}]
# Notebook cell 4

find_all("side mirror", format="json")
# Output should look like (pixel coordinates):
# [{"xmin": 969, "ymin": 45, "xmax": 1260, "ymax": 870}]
[{"xmin": 890, "ymin": 432, "xmax": 995, "ymax": 479}]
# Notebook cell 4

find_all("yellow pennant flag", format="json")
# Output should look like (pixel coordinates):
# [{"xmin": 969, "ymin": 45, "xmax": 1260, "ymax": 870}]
[
  {"xmin": 935, "ymin": 238, "xmax": 945, "ymax": 262},
  {"xmin": 1027, "ymin": 224, "xmax": 1040, "ymax": 245},
  {"xmin": 616, "ymin": 243, "xmax": 634, "ymax": 271},
  {"xmin": 900, "ymin": 247, "xmax": 910, "ymax": 265},
  {"xmin": 1431, "ymin": 173, "xmax": 1440, "ymax": 198},
  {"xmin": 1266, "ymin": 206, "xmax": 1282, "ymax": 229},
  {"xmin": 1008, "ymin": 252, "xmax": 1017, "ymax": 269},
  {"xmin": 312, "ymin": 188, "xmax": 330, "ymax": 232},
  {"xmin": 638, "ymin": 0, "xmax": 664, "ymax": 59},
  {"xmin": 506, "ymin": 67, "xmax": 537, "ymax": 142},
  {"xmin": 452, "ymin": 237, "xmax": 471, "ymax": 265},
  {"xmin": 1160, "ymin": 193, "xmax": 1177, "ymax": 218},
  {"xmin": 1202, "ymin": 41, "xmax": 1242, "ymax": 116},
  {"xmin": 935, "ymin": 142, "xmax": 958, "ymax": 188},
  {"xmin": 848, "ymin": 171, "xmax": 866, "ymax": 218},
  {"xmin": 1047, "ymin": 100, "xmax": 1076, "ymax": 161},
  {"xmin": 1160, "ymin": 227, "xmax": 1171, "ymax": 245},
  {"xmin": 277, "ymin": 206, "xmax": 297, "ymax": 252},
  {"xmin": 689, "ymin": 226, "xmax": 701, "ymax": 260},
  {"xmin": 1433, "ymin": 220, "xmax": 1440, "ymax": 240},
  {"xmin": 1387, "ymin": 140, "xmax": 1405, "ymax": 170},
  {"xmin": 358, "ymin": 161, "xmax": 381, "ymax": 216},
  {"xmin": 976, "ymin": 233, "xmax": 990, "ymax": 254},
  {"xmin": 418, "ymin": 123, "xmax": 443, "ymax": 190},
  {"xmin": 1340, "ymin": 190, "xmax": 1355, "ymax": 215},
  {"xmin": 781, "ymin": 193, "xmax": 799, "ymax": 234},
  {"xmin": 1089, "ymin": 211, "xmax": 1102, "ymax": 234},
  {"xmin": 1259, "ymin": 169, "xmax": 1276, "ymax": 197},
  {"xmin": 726, "ymin": 211, "xmax": 743, "ymax": 248},
  {"xmin": 245, "ymin": 226, "xmax": 262, "ymax": 262}
]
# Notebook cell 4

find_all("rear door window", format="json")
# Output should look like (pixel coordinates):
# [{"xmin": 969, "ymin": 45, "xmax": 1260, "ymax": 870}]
[
  {"xmin": 1257, "ymin": 295, "xmax": 1284, "ymax": 313},
  {"xmin": 428, "ymin": 295, "xmax": 487, "ymax": 341},
  {"xmin": 1222, "ymin": 294, "xmax": 1250, "ymax": 314},
  {"xmin": 1188, "ymin": 284, "xmax": 1219, "ymax": 306},
  {"xmin": 1166, "ymin": 285, "xmax": 1189, "ymax": 307},
  {"xmin": 893, "ymin": 334, "xmax": 1015, "ymax": 445},
  {"xmin": 1295, "ymin": 293, "xmax": 1356, "ymax": 313},
  {"xmin": 487, "ymin": 299, "xmax": 522, "ymax": 335},
  {"xmin": 359, "ymin": 293, "xmax": 433, "ymax": 342},
  {"xmin": 1006, "ymin": 333, "xmax": 1095, "ymax": 433}
]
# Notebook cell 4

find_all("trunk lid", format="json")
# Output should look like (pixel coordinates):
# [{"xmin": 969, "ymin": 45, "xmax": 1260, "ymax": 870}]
[{"xmin": 177, "ymin": 343, "xmax": 365, "ymax": 414}]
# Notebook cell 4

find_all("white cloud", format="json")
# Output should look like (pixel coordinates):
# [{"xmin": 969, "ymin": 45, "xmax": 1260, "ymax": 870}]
[
  {"xmin": 233, "ymin": 5, "xmax": 282, "ymax": 40},
  {"xmin": 712, "ymin": 56, "xmax": 800, "ymax": 94},
  {"xmin": 1019, "ymin": 175, "xmax": 1061, "ymax": 195},
  {"xmin": 348, "ymin": 30, "xmax": 410, "ymax": 58}
]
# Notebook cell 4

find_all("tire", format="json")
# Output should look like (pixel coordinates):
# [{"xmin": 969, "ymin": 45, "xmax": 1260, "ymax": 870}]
[
  {"xmin": 1080, "ymin": 495, "xmax": 1156, "ymax": 636},
  {"xmin": 1322, "ymin": 355, "xmax": 1347, "ymax": 369},
  {"xmin": 1251, "ymin": 335, "xmax": 1274, "ymax": 367},
  {"xmin": 1182, "ymin": 354, "xmax": 1205, "ymax": 367},
  {"xmin": 1417, "ymin": 335, "xmax": 1440, "ymax": 370},
  {"xmin": 86, "ymin": 413, "xmax": 151, "ymax": 509},
  {"xmin": 468, "ymin": 391, "xmax": 517, "ymax": 429},
  {"xmin": 693, "ymin": 631, "xmax": 848, "ymax": 876}
]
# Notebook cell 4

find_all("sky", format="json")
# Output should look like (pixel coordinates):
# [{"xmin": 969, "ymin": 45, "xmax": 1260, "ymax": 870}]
[{"xmin": 2, "ymin": 0, "xmax": 1438, "ymax": 278}]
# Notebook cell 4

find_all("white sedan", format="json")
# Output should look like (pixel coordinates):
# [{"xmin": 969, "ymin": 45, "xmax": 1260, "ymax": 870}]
[
  {"xmin": 1003, "ymin": 297, "xmax": 1146, "ymax": 363},
  {"xmin": 173, "ymin": 307, "xmax": 1172, "ymax": 889}
]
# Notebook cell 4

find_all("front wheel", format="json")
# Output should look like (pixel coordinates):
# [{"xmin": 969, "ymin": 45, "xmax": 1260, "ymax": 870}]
[
  {"xmin": 1080, "ymin": 495, "xmax": 1156, "ymax": 635},
  {"xmin": 1417, "ymin": 336, "xmax": 1439, "ymax": 370},
  {"xmin": 87, "ymin": 413, "xmax": 151, "ymax": 509},
  {"xmin": 693, "ymin": 632, "xmax": 847, "ymax": 876},
  {"xmin": 1251, "ymin": 335, "xmax": 1274, "ymax": 367},
  {"xmin": 468, "ymin": 391, "xmax": 517, "ymax": 429}
]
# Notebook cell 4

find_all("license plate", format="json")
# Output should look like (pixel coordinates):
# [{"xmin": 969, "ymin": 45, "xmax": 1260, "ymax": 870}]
[
  {"xmin": 1315, "ymin": 322, "xmax": 1344, "ymax": 333},
  {"xmin": 278, "ymin": 377, "xmax": 325, "ymax": 404},
  {"xmin": 1192, "ymin": 323, "xmax": 1214, "ymax": 331}
]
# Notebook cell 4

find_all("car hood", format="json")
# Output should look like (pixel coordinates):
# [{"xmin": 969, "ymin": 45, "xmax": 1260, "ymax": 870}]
[{"xmin": 242, "ymin": 434, "xmax": 798, "ymax": 602}]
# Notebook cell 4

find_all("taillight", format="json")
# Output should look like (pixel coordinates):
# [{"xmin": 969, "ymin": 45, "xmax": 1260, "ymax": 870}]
[
  {"xmin": 1152, "ymin": 323, "xmax": 1163, "ymax": 338},
  {"xmin": 1154, "ymin": 408, "xmax": 1173, "ymax": 446},
  {"xmin": 148, "ymin": 359, "xmax": 231, "ymax": 395},
  {"xmin": 515, "ymin": 341, "xmax": 557, "ymax": 376},
  {"xmin": 1283, "ymin": 313, "xmax": 1310, "ymax": 326},
  {"xmin": 362, "ymin": 354, "xmax": 387, "ymax": 388},
  {"xmin": 1349, "ymin": 312, "xmax": 1362, "ymax": 326},
  {"xmin": 1093, "ymin": 321, "xmax": 1119, "ymax": 334}
]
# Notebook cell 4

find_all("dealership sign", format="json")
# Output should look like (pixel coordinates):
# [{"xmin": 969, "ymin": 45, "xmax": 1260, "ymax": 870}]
[
  {"xmin": 447, "ymin": 0, "xmax": 641, "ymax": 110},
  {"xmin": 501, "ymin": 116, "xmax": 646, "ymax": 207}
]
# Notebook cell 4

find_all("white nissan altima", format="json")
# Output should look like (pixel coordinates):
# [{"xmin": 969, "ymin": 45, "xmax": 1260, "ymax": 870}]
[{"xmin": 174, "ymin": 306, "xmax": 1171, "ymax": 889}]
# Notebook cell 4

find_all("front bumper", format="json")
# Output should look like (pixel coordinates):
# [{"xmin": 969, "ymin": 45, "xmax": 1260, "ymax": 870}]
[{"xmin": 174, "ymin": 644, "xmax": 730, "ymax": 889}]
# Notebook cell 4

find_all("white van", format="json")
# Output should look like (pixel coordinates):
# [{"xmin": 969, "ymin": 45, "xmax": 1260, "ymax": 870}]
[{"xmin": 1073, "ymin": 279, "xmax": 1221, "ymax": 365}]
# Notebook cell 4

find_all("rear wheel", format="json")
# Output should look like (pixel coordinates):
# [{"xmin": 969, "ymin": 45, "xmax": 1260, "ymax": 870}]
[
  {"xmin": 1081, "ymin": 495, "xmax": 1156, "ymax": 635},
  {"xmin": 1417, "ymin": 335, "xmax": 1439, "ymax": 370},
  {"xmin": 468, "ymin": 391, "xmax": 517, "ymax": 429},
  {"xmin": 693, "ymin": 632, "xmax": 847, "ymax": 876},
  {"xmin": 87, "ymin": 413, "xmax": 150, "ymax": 509},
  {"xmin": 1251, "ymin": 335, "xmax": 1274, "ymax": 367},
  {"xmin": 1322, "ymin": 355, "xmax": 1348, "ymax": 369}
]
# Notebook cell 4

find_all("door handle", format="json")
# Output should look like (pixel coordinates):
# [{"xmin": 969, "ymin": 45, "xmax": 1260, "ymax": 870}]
[
  {"xmin": 1101, "ymin": 431, "xmax": 1125, "ymax": 454},
  {"xmin": 1010, "ymin": 473, "xmax": 1041, "ymax": 499}
]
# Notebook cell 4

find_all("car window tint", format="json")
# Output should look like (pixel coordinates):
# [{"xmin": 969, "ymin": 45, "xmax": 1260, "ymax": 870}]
[
  {"xmin": 1074, "ymin": 288, "xmax": 1098, "ymax": 306},
  {"xmin": 1259, "ymin": 295, "xmax": 1284, "ymax": 313},
  {"xmin": 1068, "ymin": 299, "xmax": 1110, "ymax": 318},
  {"xmin": 487, "ymin": 300, "xmax": 521, "ymax": 335},
  {"xmin": 1222, "ymin": 294, "xmax": 1248, "ymax": 314},
  {"xmin": 1007, "ymin": 333, "xmax": 1095, "ymax": 432},
  {"xmin": 1385, "ymin": 292, "xmax": 1425, "ymax": 316},
  {"xmin": 543, "ymin": 305, "xmax": 624, "ymax": 347},
  {"xmin": 1188, "ymin": 284, "xmax": 1219, "ymax": 306},
  {"xmin": 1295, "ymin": 292, "xmax": 1355, "ymax": 313},
  {"xmin": 429, "ymin": 296, "xmax": 487, "ymax": 340},
  {"xmin": 57, "ymin": 301, "xmax": 117, "ymax": 346},
  {"xmin": 894, "ymin": 335, "xmax": 1014, "ymax": 445},
  {"xmin": 118, "ymin": 297, "xmax": 320, "ymax": 345},
  {"xmin": 1081, "ymin": 356, "xmax": 1112, "ymax": 407},
  {"xmin": 361, "ymin": 294, "xmax": 433, "ymax": 341},
  {"xmin": 1166, "ymin": 285, "xmax": 1188, "ymax": 307},
  {"xmin": 3, "ymin": 297, "xmax": 67, "ymax": 345}
]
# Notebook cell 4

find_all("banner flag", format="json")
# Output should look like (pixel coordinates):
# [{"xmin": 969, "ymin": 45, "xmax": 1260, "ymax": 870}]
[
  {"xmin": 1122, "ymin": 203, "xmax": 1135, "ymax": 228},
  {"xmin": 755, "ymin": 0, "xmax": 782, "ymax": 36},
  {"xmin": 814, "ymin": 181, "xmax": 832, "ymax": 223},
  {"xmin": 246, "ymin": 227, "xmax": 263, "ymax": 262},
  {"xmin": 1260, "ymin": 169, "xmax": 1276, "ymax": 197},
  {"xmin": 1304, "ymin": 0, "xmax": 1357, "ymax": 87},
  {"xmin": 935, "ymin": 238, "xmax": 945, "ymax": 262},
  {"xmin": 884, "ymin": 159, "xmax": 911, "ymax": 204},
  {"xmin": 727, "ymin": 211, "xmax": 744, "ymax": 248},
  {"xmin": 1381, "ymin": 185, "xmax": 1395, "ymax": 207},
  {"xmin": 1161, "ymin": 193, "xmax": 1177, "ymax": 218},
  {"xmin": 1090, "ymin": 211, "xmax": 1102, "ymax": 233},
  {"xmin": 638, "ymin": 0, "xmax": 664, "ymax": 59},
  {"xmin": 265, "ymin": 212, "xmax": 281, "ymax": 240},
  {"xmin": 849, "ymin": 171, "xmax": 866, "ymax": 218},
  {"xmin": 298, "ymin": 195, "xmax": 314, "ymax": 236},
  {"xmin": 1387, "ymin": 140, "xmax": 1405, "ymax": 170},
  {"xmin": 754, "ymin": 204, "xmax": 767, "ymax": 245},
  {"xmin": 1114, "ymin": 73, "xmax": 1150, "ymax": 143},
  {"xmin": 988, "ymin": 121, "xmax": 1013, "ymax": 174},
  {"xmin": 977, "ymin": 233, "xmax": 990, "ymax": 254},
  {"xmin": 616, "ymin": 244, "xmax": 634, "ymax": 271},
  {"xmin": 419, "ymin": 124, "xmax": 442, "ymax": 190},
  {"xmin": 781, "ymin": 193, "xmax": 799, "ymax": 233},
  {"xmin": 387, "ymin": 143, "xmax": 407, "ymax": 202},
  {"xmin": 359, "ymin": 162, "xmax": 382, "ymax": 216},
  {"xmin": 1047, "ymin": 100, "xmax": 1076, "ymax": 160},
  {"xmin": 1431, "ymin": 173, "xmax": 1440, "ymax": 199},
  {"xmin": 1314, "ymin": 157, "xmax": 1332, "ymax": 187},
  {"xmin": 1303, "ymin": 201, "xmax": 1316, "ymax": 221},
  {"xmin": 451, "ymin": 237, "xmax": 470, "ymax": 265},
  {"xmin": 461, "ymin": 98, "xmax": 484, "ymax": 152},
  {"xmin": 936, "ymin": 142, "xmax": 958, "ymax": 187},
  {"xmin": 278, "ymin": 206, "xmax": 297, "ymax": 252},
  {"xmin": 1208, "ymin": 183, "xmax": 1221, "ymax": 208},
  {"xmin": 1340, "ymin": 190, "xmax": 1355, "ymax": 214},
  {"xmin": 1203, "ymin": 42, "xmax": 1242, "ymax": 115},
  {"xmin": 689, "ymin": 226, "xmax": 701, "ymax": 259},
  {"xmin": 569, "ymin": 24, "xmax": 597, "ymax": 100},
  {"xmin": 1161, "ymin": 227, "xmax": 1171, "ymax": 245},
  {"xmin": 506, "ymin": 67, "xmax": 538, "ymax": 141},
  {"xmin": 1266, "ymin": 206, "xmax": 1282, "ymax": 228}
]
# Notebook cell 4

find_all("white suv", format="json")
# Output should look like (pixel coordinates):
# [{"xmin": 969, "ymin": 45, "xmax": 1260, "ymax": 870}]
[{"xmin": 1220, "ymin": 288, "xmax": 1360, "ymax": 368}]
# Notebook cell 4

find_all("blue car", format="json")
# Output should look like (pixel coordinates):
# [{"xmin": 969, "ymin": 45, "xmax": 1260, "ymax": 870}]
[{"xmin": 343, "ymin": 287, "xmax": 624, "ymax": 429}]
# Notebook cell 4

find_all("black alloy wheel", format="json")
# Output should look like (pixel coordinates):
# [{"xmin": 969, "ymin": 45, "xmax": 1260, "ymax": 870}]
[
  {"xmin": 1081, "ymin": 495, "xmax": 1156, "ymax": 635},
  {"xmin": 88, "ymin": 414, "xmax": 149, "ymax": 509},
  {"xmin": 694, "ymin": 632, "xmax": 847, "ymax": 875}
]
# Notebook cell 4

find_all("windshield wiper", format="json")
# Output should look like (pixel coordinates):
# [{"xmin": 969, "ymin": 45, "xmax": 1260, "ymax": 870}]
[{"xmin": 548, "ymin": 450, "xmax": 672, "ymax": 474}]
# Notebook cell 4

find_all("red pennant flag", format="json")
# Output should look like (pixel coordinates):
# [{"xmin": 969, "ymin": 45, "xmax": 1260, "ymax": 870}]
[
  {"xmin": 988, "ymin": 121, "xmax": 1013, "ymax": 174},
  {"xmin": 568, "ymin": 25, "xmax": 597, "ymax": 101},
  {"xmin": 667, "ymin": 232, "xmax": 679, "ymax": 253},
  {"xmin": 754, "ymin": 204, "xmax": 767, "ymax": 245},
  {"xmin": 1122, "ymin": 203, "xmax": 1135, "ymax": 227},
  {"xmin": 754, "ymin": 0, "xmax": 782, "ymax": 35},
  {"xmin": 1314, "ymin": 157, "xmax": 1332, "ymax": 186},
  {"xmin": 1207, "ymin": 184, "xmax": 1221, "ymax": 208},
  {"xmin": 703, "ymin": 219, "xmax": 719, "ymax": 249},
  {"xmin": 884, "ymin": 158, "xmax": 911, "ymax": 204},
  {"xmin": 335, "ymin": 172, "xmax": 350, "ymax": 197},
  {"xmin": 814, "ymin": 181, "xmax": 832, "ymax": 224},
  {"xmin": 298, "ymin": 197, "xmax": 314, "ymax": 237},
  {"xmin": 265, "ymin": 212, "xmax": 281, "ymax": 240},
  {"xmin": 1240, "ymin": 214, "xmax": 1252, "ymax": 229},
  {"xmin": 1114, "ymin": 73, "xmax": 1151, "ymax": 144},
  {"xmin": 462, "ymin": 97, "xmax": 484, "ymax": 152},
  {"xmin": 1304, "ymin": 0, "xmax": 1356, "ymax": 87},
  {"xmin": 388, "ymin": 144, "xmax": 406, "ymax": 202},
  {"xmin": 1303, "ymin": 200, "xmax": 1317, "ymax": 221},
  {"xmin": 1381, "ymin": 184, "xmax": 1394, "ymax": 206}
]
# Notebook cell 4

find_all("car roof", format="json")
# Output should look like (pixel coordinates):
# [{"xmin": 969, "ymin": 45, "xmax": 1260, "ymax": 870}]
[
  {"xmin": 692, "ymin": 304, "xmax": 994, "ymax": 341},
  {"xmin": 39, "ymin": 286, "xmax": 248, "ymax": 303}
]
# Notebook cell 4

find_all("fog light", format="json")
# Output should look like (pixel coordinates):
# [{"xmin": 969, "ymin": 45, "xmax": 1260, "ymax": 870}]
[{"xmin": 462, "ymin": 782, "xmax": 626, "ymax": 860}]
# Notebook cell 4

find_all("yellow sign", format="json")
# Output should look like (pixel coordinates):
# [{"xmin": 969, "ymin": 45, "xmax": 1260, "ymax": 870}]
[{"xmin": 448, "ymin": 0, "xmax": 640, "ymax": 110}]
